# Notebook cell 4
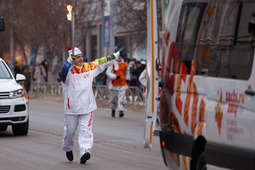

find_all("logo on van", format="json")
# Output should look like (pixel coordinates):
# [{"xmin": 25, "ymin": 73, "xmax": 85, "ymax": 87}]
[
  {"xmin": 215, "ymin": 90, "xmax": 224, "ymax": 135},
  {"xmin": 226, "ymin": 90, "xmax": 244, "ymax": 117}
]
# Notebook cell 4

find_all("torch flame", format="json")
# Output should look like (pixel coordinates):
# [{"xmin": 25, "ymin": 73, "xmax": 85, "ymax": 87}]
[{"xmin": 66, "ymin": 5, "xmax": 73, "ymax": 21}]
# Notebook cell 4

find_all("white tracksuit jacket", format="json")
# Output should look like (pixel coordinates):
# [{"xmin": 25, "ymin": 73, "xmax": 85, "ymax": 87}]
[{"xmin": 60, "ymin": 54, "xmax": 117, "ymax": 115}]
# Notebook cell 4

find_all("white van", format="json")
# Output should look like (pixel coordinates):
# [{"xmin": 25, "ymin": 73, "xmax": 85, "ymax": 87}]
[{"xmin": 159, "ymin": 0, "xmax": 255, "ymax": 169}]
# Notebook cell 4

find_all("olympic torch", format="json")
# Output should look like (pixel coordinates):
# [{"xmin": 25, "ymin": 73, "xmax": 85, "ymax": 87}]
[{"xmin": 67, "ymin": 5, "xmax": 75, "ymax": 54}]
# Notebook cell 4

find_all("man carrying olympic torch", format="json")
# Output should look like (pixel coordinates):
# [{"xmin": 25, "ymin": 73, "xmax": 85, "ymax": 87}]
[{"xmin": 59, "ymin": 46, "xmax": 122, "ymax": 164}]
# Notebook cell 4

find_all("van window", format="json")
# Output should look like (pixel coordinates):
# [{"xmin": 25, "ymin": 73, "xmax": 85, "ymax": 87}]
[
  {"xmin": 176, "ymin": 3, "xmax": 207, "ymax": 73},
  {"xmin": 196, "ymin": 1, "xmax": 255, "ymax": 80}
]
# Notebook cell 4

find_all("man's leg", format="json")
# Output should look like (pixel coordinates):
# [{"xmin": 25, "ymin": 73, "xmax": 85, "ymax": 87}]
[
  {"xmin": 78, "ymin": 112, "xmax": 94, "ymax": 164},
  {"xmin": 118, "ymin": 89, "xmax": 126, "ymax": 117},
  {"xmin": 110, "ymin": 89, "xmax": 118, "ymax": 117},
  {"xmin": 62, "ymin": 114, "xmax": 79, "ymax": 161}
]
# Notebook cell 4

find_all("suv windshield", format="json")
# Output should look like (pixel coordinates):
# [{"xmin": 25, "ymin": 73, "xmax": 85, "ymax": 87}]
[{"xmin": 0, "ymin": 61, "xmax": 12, "ymax": 79}]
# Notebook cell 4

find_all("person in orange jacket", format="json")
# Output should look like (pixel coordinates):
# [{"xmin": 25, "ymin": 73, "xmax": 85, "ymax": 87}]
[{"xmin": 106, "ymin": 55, "xmax": 130, "ymax": 117}]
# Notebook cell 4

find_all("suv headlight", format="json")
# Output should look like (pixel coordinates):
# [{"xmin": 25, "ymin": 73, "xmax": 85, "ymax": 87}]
[{"xmin": 9, "ymin": 89, "xmax": 25, "ymax": 99}]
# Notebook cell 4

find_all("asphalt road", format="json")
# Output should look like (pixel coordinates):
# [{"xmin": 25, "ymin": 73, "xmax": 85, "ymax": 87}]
[{"xmin": 0, "ymin": 99, "xmax": 166, "ymax": 170}]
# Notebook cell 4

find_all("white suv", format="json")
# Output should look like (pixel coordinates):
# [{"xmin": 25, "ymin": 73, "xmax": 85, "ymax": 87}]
[{"xmin": 0, "ymin": 58, "xmax": 29, "ymax": 135}]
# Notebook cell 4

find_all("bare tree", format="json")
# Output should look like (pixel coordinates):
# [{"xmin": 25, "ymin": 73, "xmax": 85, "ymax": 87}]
[
  {"xmin": 0, "ymin": 0, "xmax": 104, "ymax": 82},
  {"xmin": 112, "ymin": 0, "xmax": 147, "ymax": 51},
  {"xmin": 0, "ymin": 1, "xmax": 11, "ymax": 59},
  {"xmin": 112, "ymin": 0, "xmax": 162, "ymax": 52}
]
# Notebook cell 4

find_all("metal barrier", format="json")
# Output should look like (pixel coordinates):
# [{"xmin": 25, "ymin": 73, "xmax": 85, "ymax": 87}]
[
  {"xmin": 31, "ymin": 82, "xmax": 63, "ymax": 95},
  {"xmin": 31, "ymin": 82, "xmax": 145, "ymax": 105}
]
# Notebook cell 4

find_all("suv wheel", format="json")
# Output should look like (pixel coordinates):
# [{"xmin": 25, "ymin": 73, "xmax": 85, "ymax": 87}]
[{"xmin": 12, "ymin": 119, "xmax": 29, "ymax": 136}]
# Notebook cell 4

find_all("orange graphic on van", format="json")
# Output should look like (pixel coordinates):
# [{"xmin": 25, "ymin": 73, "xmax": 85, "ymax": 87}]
[
  {"xmin": 171, "ymin": 153, "xmax": 180, "ymax": 167},
  {"xmin": 199, "ymin": 98, "xmax": 205, "ymax": 122},
  {"xmin": 191, "ymin": 93, "xmax": 199, "ymax": 135},
  {"xmin": 170, "ymin": 112, "xmax": 181, "ymax": 133},
  {"xmin": 184, "ymin": 68, "xmax": 195, "ymax": 127},
  {"xmin": 164, "ymin": 27, "xmax": 170, "ymax": 46},
  {"xmin": 215, "ymin": 90, "xmax": 224, "ymax": 135},
  {"xmin": 182, "ymin": 155, "xmax": 188, "ymax": 170},
  {"xmin": 184, "ymin": 93, "xmax": 191, "ymax": 126}
]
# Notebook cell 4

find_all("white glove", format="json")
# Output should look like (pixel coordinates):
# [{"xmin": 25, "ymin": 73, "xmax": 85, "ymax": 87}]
[
  {"xmin": 67, "ymin": 54, "xmax": 75, "ymax": 64},
  {"xmin": 113, "ymin": 51, "xmax": 120, "ymax": 58},
  {"xmin": 67, "ymin": 56, "xmax": 73, "ymax": 64}
]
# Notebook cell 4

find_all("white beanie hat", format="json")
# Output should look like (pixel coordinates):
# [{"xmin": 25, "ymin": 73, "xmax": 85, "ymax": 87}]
[
  {"xmin": 74, "ymin": 47, "xmax": 82, "ymax": 56},
  {"xmin": 67, "ymin": 46, "xmax": 83, "ymax": 57}
]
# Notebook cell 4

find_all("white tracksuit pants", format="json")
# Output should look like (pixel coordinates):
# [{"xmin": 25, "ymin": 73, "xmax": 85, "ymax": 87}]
[
  {"xmin": 110, "ymin": 89, "xmax": 125, "ymax": 111},
  {"xmin": 62, "ymin": 112, "xmax": 94, "ymax": 158}
]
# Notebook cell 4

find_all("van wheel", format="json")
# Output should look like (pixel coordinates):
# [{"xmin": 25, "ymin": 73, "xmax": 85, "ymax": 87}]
[
  {"xmin": 0, "ymin": 125, "xmax": 7, "ymax": 131},
  {"xmin": 12, "ymin": 120, "xmax": 29, "ymax": 136},
  {"xmin": 196, "ymin": 151, "xmax": 207, "ymax": 170}
]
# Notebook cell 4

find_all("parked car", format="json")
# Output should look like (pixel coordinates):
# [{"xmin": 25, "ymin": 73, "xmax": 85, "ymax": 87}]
[{"xmin": 0, "ymin": 58, "xmax": 29, "ymax": 135}]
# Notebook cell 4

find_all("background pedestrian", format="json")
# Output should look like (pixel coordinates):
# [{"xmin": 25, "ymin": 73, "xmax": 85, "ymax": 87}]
[{"xmin": 106, "ymin": 55, "xmax": 130, "ymax": 118}]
